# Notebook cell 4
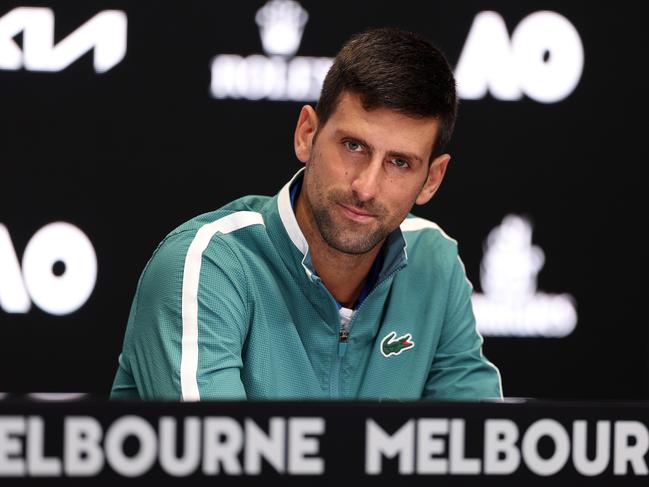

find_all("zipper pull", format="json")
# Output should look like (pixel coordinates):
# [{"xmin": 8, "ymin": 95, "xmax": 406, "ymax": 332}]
[
  {"xmin": 339, "ymin": 328, "xmax": 349, "ymax": 343},
  {"xmin": 338, "ymin": 329, "xmax": 349, "ymax": 357}
]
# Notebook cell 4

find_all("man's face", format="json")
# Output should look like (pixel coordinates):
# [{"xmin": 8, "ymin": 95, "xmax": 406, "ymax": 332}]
[{"xmin": 294, "ymin": 91, "xmax": 450, "ymax": 255}]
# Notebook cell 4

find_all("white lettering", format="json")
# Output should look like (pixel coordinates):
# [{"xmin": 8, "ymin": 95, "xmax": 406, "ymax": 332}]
[
  {"xmin": 210, "ymin": 54, "xmax": 332, "ymax": 101},
  {"xmin": 522, "ymin": 419, "xmax": 570, "ymax": 476},
  {"xmin": 614, "ymin": 421, "xmax": 649, "ymax": 475},
  {"xmin": 64, "ymin": 416, "xmax": 104, "ymax": 476},
  {"xmin": 455, "ymin": 11, "xmax": 584, "ymax": 103},
  {"xmin": 202, "ymin": 417, "xmax": 243, "ymax": 475},
  {"xmin": 244, "ymin": 417, "xmax": 285, "ymax": 474},
  {"xmin": 449, "ymin": 419, "xmax": 481, "ymax": 474},
  {"xmin": 0, "ymin": 416, "xmax": 26, "ymax": 475},
  {"xmin": 484, "ymin": 419, "xmax": 520, "ymax": 474},
  {"xmin": 6, "ymin": 414, "xmax": 647, "ymax": 479},
  {"xmin": 417, "ymin": 418, "xmax": 449, "ymax": 474},
  {"xmin": 26, "ymin": 416, "xmax": 61, "ymax": 475},
  {"xmin": 572, "ymin": 420, "xmax": 610, "ymax": 476},
  {"xmin": 365, "ymin": 419, "xmax": 414, "ymax": 474},
  {"xmin": 158, "ymin": 416, "xmax": 201, "ymax": 476},
  {"xmin": 0, "ymin": 222, "xmax": 97, "ymax": 316},
  {"xmin": 0, "ymin": 224, "xmax": 30, "ymax": 313},
  {"xmin": 0, "ymin": 7, "xmax": 127, "ymax": 73},
  {"xmin": 455, "ymin": 11, "xmax": 521, "ymax": 100},
  {"xmin": 237, "ymin": 54, "xmax": 276, "ymax": 100},
  {"xmin": 22, "ymin": 222, "xmax": 97, "ymax": 315},
  {"xmin": 511, "ymin": 11, "xmax": 584, "ymax": 103},
  {"xmin": 286, "ymin": 56, "xmax": 312, "ymax": 100},
  {"xmin": 288, "ymin": 417, "xmax": 324, "ymax": 474},
  {"xmin": 104, "ymin": 416, "xmax": 157, "ymax": 477}
]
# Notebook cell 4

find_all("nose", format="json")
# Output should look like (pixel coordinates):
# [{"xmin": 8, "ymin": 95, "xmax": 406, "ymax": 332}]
[{"xmin": 350, "ymin": 157, "xmax": 382, "ymax": 202}]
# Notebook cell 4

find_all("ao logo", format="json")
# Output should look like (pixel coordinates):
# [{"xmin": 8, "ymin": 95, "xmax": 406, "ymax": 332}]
[
  {"xmin": 0, "ymin": 222, "xmax": 97, "ymax": 316},
  {"xmin": 455, "ymin": 11, "xmax": 584, "ymax": 103},
  {"xmin": 0, "ymin": 7, "xmax": 127, "ymax": 73}
]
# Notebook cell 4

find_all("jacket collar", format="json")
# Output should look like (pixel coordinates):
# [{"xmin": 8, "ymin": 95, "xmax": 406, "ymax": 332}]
[{"xmin": 276, "ymin": 168, "xmax": 408, "ymax": 282}]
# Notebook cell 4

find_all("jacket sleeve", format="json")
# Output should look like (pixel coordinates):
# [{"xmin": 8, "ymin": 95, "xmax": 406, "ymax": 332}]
[
  {"xmin": 423, "ymin": 255, "xmax": 503, "ymax": 401},
  {"xmin": 110, "ymin": 229, "xmax": 249, "ymax": 400}
]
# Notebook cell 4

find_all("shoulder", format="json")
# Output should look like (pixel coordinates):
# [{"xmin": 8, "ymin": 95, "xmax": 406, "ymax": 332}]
[
  {"xmin": 400, "ymin": 215, "xmax": 460, "ymax": 260},
  {"xmin": 141, "ymin": 195, "xmax": 273, "ymax": 283},
  {"xmin": 158, "ymin": 195, "xmax": 272, "ymax": 252},
  {"xmin": 397, "ymin": 215, "xmax": 469, "ymax": 288}
]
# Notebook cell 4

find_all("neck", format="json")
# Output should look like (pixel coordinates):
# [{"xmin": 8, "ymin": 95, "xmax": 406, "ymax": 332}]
[
  {"xmin": 295, "ymin": 194, "xmax": 383, "ymax": 308},
  {"xmin": 310, "ymin": 235, "xmax": 382, "ymax": 309}
]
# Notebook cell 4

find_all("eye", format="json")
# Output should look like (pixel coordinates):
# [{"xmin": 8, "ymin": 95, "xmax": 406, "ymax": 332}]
[
  {"xmin": 390, "ymin": 158, "xmax": 410, "ymax": 169},
  {"xmin": 344, "ymin": 140, "xmax": 364, "ymax": 152}
]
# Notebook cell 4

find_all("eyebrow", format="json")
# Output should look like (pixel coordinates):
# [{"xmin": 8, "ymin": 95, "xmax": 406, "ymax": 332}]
[{"xmin": 334, "ymin": 129, "xmax": 424, "ymax": 165}]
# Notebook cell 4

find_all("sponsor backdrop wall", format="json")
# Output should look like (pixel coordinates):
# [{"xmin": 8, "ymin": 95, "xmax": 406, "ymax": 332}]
[{"xmin": 0, "ymin": 0, "xmax": 647, "ymax": 399}]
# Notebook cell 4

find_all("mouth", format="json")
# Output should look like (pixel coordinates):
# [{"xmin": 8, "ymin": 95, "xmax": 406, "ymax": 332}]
[{"xmin": 338, "ymin": 203, "xmax": 376, "ymax": 223}]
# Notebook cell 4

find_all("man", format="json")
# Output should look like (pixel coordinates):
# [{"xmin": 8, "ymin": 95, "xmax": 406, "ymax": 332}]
[{"xmin": 110, "ymin": 27, "xmax": 502, "ymax": 400}]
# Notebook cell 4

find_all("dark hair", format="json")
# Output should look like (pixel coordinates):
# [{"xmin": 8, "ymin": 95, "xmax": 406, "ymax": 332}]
[{"xmin": 316, "ymin": 27, "xmax": 458, "ymax": 160}]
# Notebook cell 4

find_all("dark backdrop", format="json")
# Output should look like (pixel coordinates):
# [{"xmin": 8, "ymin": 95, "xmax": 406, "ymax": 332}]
[{"xmin": 1, "ymin": 0, "xmax": 647, "ymax": 400}]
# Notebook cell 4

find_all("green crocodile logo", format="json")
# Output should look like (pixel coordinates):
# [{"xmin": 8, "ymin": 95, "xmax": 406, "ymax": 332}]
[{"xmin": 380, "ymin": 331, "xmax": 415, "ymax": 357}]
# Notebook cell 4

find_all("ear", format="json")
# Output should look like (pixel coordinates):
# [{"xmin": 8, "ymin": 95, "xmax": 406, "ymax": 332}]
[
  {"xmin": 294, "ymin": 105, "xmax": 319, "ymax": 163},
  {"xmin": 415, "ymin": 153, "xmax": 451, "ymax": 205}
]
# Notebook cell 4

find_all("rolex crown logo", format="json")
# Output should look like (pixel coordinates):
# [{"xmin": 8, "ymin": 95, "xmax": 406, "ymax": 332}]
[{"xmin": 255, "ymin": 0, "xmax": 309, "ymax": 57}]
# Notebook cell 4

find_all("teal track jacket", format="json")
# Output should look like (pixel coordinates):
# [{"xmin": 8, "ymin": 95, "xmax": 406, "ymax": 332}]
[{"xmin": 111, "ymin": 170, "xmax": 502, "ymax": 400}]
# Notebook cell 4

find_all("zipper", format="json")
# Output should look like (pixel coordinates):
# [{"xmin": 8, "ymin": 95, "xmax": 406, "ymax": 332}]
[
  {"xmin": 327, "ymin": 264, "xmax": 405, "ymax": 398},
  {"xmin": 338, "ymin": 321, "xmax": 349, "ymax": 357},
  {"xmin": 330, "ymin": 308, "xmax": 352, "ymax": 398}
]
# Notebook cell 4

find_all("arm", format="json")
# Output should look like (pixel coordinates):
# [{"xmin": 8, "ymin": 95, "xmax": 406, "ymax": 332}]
[
  {"xmin": 423, "ymin": 255, "xmax": 503, "ymax": 401},
  {"xmin": 110, "ymin": 230, "xmax": 249, "ymax": 400}
]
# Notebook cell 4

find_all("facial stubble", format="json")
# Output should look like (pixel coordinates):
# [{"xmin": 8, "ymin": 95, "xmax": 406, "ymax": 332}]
[{"xmin": 304, "ymin": 154, "xmax": 394, "ymax": 256}]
